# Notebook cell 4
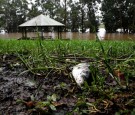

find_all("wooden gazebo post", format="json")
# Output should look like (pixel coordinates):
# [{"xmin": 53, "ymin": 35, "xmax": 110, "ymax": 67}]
[
  {"xmin": 40, "ymin": 26, "xmax": 44, "ymax": 39},
  {"xmin": 57, "ymin": 26, "xmax": 63, "ymax": 39},
  {"xmin": 60, "ymin": 27, "xmax": 62, "ymax": 39},
  {"xmin": 58, "ymin": 26, "xmax": 60, "ymax": 39},
  {"xmin": 21, "ymin": 28, "xmax": 24, "ymax": 38},
  {"xmin": 24, "ymin": 27, "xmax": 27, "ymax": 38}
]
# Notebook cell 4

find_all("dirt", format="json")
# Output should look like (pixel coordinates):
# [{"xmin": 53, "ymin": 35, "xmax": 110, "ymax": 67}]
[
  {"xmin": 0, "ymin": 54, "xmax": 78, "ymax": 115},
  {"xmin": 0, "ymin": 54, "xmax": 135, "ymax": 115}
]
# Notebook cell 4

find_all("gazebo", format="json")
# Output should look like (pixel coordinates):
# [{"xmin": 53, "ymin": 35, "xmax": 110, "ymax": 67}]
[{"xmin": 19, "ymin": 14, "xmax": 65, "ymax": 39}]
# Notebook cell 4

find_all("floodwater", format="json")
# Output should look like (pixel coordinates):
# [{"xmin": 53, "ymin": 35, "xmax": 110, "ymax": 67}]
[{"xmin": 0, "ymin": 30, "xmax": 135, "ymax": 40}]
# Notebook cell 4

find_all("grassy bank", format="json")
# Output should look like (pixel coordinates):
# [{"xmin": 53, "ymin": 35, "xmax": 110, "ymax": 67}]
[
  {"xmin": 0, "ymin": 39, "xmax": 135, "ymax": 84},
  {"xmin": 0, "ymin": 39, "xmax": 135, "ymax": 56},
  {"xmin": 0, "ymin": 39, "xmax": 135, "ymax": 114}
]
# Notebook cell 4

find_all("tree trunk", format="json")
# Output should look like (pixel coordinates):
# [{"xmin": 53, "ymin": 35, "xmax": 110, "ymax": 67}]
[{"xmin": 64, "ymin": 0, "xmax": 67, "ymax": 32}]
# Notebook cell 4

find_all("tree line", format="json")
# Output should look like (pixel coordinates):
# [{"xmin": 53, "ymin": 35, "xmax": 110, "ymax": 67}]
[
  {"xmin": 0, "ymin": 0, "xmax": 135, "ymax": 33},
  {"xmin": 102, "ymin": 0, "xmax": 135, "ymax": 33}
]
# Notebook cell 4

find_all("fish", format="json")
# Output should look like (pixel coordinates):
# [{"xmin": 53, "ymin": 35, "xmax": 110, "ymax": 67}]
[{"xmin": 71, "ymin": 63, "xmax": 92, "ymax": 87}]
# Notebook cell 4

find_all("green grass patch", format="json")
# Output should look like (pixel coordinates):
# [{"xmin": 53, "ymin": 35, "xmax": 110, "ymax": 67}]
[
  {"xmin": 0, "ymin": 38, "xmax": 135, "ymax": 85},
  {"xmin": 0, "ymin": 39, "xmax": 134, "ymax": 56}
]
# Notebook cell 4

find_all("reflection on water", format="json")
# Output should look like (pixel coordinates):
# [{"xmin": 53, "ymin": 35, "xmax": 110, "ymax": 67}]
[
  {"xmin": 0, "ymin": 31, "xmax": 135, "ymax": 40},
  {"xmin": 97, "ymin": 28, "xmax": 106, "ymax": 40}
]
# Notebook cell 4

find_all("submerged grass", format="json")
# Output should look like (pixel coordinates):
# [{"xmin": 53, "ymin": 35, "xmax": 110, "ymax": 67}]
[{"xmin": 0, "ymin": 38, "xmax": 135, "ymax": 114}]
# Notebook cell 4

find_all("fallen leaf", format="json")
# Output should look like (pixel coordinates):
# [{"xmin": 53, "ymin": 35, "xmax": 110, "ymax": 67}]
[
  {"xmin": 49, "ymin": 104, "xmax": 57, "ymax": 111},
  {"xmin": 114, "ymin": 69, "xmax": 125, "ymax": 80},
  {"xmin": 52, "ymin": 102, "xmax": 66, "ymax": 107},
  {"xmin": 25, "ymin": 101, "xmax": 35, "ymax": 108},
  {"xmin": 51, "ymin": 94, "xmax": 57, "ymax": 101}
]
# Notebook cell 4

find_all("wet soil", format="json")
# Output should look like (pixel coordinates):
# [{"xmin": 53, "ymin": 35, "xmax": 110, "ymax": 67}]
[
  {"xmin": 0, "ymin": 54, "xmax": 78, "ymax": 115},
  {"xmin": 0, "ymin": 54, "xmax": 135, "ymax": 115}
]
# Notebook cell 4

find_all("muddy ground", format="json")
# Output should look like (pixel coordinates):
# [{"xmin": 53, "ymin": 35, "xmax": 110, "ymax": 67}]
[{"xmin": 0, "ymin": 54, "xmax": 135, "ymax": 115}]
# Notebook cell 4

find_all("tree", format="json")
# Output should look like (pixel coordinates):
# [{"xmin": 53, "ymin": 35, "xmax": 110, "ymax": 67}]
[
  {"xmin": 127, "ymin": 0, "xmax": 135, "ymax": 33},
  {"xmin": 0, "ymin": 0, "xmax": 5, "ymax": 28},
  {"xmin": 79, "ymin": 0, "xmax": 86, "ymax": 33},
  {"xmin": 77, "ymin": 0, "xmax": 100, "ymax": 32},
  {"xmin": 0, "ymin": 0, "xmax": 101, "ymax": 33},
  {"xmin": 27, "ymin": 2, "xmax": 41, "ymax": 20},
  {"xmin": 101, "ymin": 0, "xmax": 135, "ymax": 33},
  {"xmin": 69, "ymin": 2, "xmax": 81, "ymax": 32},
  {"xmin": 0, "ymin": 0, "xmax": 28, "ymax": 32},
  {"xmin": 63, "ymin": 0, "xmax": 67, "ymax": 31},
  {"xmin": 34, "ymin": 0, "xmax": 56, "ymax": 17}
]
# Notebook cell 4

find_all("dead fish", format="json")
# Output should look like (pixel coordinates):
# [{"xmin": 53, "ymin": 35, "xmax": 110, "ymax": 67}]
[{"xmin": 71, "ymin": 63, "xmax": 92, "ymax": 87}]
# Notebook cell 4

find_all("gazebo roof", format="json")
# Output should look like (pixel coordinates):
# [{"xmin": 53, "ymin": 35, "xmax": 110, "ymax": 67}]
[{"xmin": 19, "ymin": 14, "xmax": 64, "ymax": 27}]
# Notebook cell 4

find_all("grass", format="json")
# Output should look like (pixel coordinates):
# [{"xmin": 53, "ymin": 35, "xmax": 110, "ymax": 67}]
[
  {"xmin": 0, "ymin": 38, "xmax": 135, "ymax": 114},
  {"xmin": 0, "ymin": 38, "xmax": 135, "ymax": 79},
  {"xmin": 0, "ymin": 38, "xmax": 135, "ymax": 83},
  {"xmin": 0, "ymin": 39, "xmax": 134, "ymax": 55}
]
